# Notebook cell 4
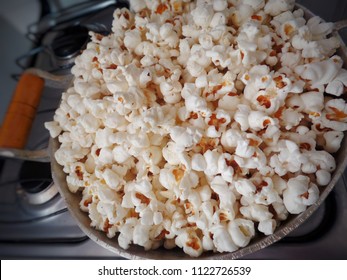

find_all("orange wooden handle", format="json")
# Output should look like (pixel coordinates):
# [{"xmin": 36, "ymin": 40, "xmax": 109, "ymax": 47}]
[{"xmin": 0, "ymin": 73, "xmax": 44, "ymax": 149}]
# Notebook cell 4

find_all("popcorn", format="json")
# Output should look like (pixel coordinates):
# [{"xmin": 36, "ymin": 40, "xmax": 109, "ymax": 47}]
[
  {"xmin": 210, "ymin": 225, "xmax": 238, "ymax": 253},
  {"xmin": 234, "ymin": 104, "xmax": 251, "ymax": 131},
  {"xmin": 248, "ymin": 111, "xmax": 274, "ymax": 131},
  {"xmin": 234, "ymin": 178, "xmax": 256, "ymax": 197},
  {"xmin": 294, "ymin": 56, "xmax": 343, "ymax": 88},
  {"xmin": 79, "ymin": 113, "xmax": 101, "ymax": 133},
  {"xmin": 243, "ymin": 0, "xmax": 265, "ymax": 11},
  {"xmin": 283, "ymin": 175, "xmax": 319, "ymax": 214},
  {"xmin": 264, "ymin": 0, "xmax": 295, "ymax": 17},
  {"xmin": 47, "ymin": 0, "xmax": 347, "ymax": 258},
  {"xmin": 95, "ymin": 128, "xmax": 115, "ymax": 148},
  {"xmin": 210, "ymin": 176, "xmax": 236, "ymax": 211},
  {"xmin": 175, "ymin": 230, "xmax": 203, "ymax": 257},
  {"xmin": 203, "ymin": 150, "xmax": 220, "ymax": 176},
  {"xmin": 258, "ymin": 219, "xmax": 276, "ymax": 235},
  {"xmin": 240, "ymin": 203, "xmax": 273, "ymax": 222},
  {"xmin": 129, "ymin": 0, "xmax": 147, "ymax": 13},
  {"xmin": 228, "ymin": 218, "xmax": 255, "ymax": 247},
  {"xmin": 212, "ymin": 0, "xmax": 227, "ymax": 12},
  {"xmin": 320, "ymin": 99, "xmax": 347, "ymax": 131},
  {"xmin": 307, "ymin": 16, "xmax": 334, "ymax": 40},
  {"xmin": 316, "ymin": 169, "xmax": 331, "ymax": 187},
  {"xmin": 45, "ymin": 121, "xmax": 62, "ymax": 138},
  {"xmin": 229, "ymin": 4, "xmax": 254, "ymax": 28},
  {"xmin": 326, "ymin": 69, "xmax": 347, "ymax": 96},
  {"xmin": 124, "ymin": 29, "xmax": 142, "ymax": 50},
  {"xmin": 191, "ymin": 153, "xmax": 207, "ymax": 171},
  {"xmin": 170, "ymin": 126, "xmax": 203, "ymax": 148},
  {"xmin": 323, "ymin": 131, "xmax": 344, "ymax": 153},
  {"xmin": 191, "ymin": 4, "xmax": 214, "ymax": 28}
]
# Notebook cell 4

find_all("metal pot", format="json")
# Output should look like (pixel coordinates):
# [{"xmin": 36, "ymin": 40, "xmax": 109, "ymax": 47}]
[{"xmin": 41, "ymin": 4, "xmax": 347, "ymax": 259}]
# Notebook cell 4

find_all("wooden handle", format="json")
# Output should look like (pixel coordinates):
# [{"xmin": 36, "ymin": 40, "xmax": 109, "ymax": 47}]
[{"xmin": 0, "ymin": 73, "xmax": 44, "ymax": 149}]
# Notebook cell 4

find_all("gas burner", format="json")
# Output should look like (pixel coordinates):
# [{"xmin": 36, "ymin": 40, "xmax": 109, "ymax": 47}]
[
  {"xmin": 20, "ymin": 181, "xmax": 58, "ymax": 205},
  {"xmin": 19, "ymin": 162, "xmax": 58, "ymax": 205},
  {"xmin": 51, "ymin": 25, "xmax": 89, "ymax": 68}
]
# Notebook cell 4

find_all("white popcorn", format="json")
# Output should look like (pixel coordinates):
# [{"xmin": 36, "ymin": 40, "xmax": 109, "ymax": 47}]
[
  {"xmin": 229, "ymin": 4, "xmax": 254, "ymax": 28},
  {"xmin": 79, "ymin": 113, "xmax": 101, "ymax": 133},
  {"xmin": 307, "ymin": 16, "xmax": 334, "ymax": 39},
  {"xmin": 271, "ymin": 201, "xmax": 289, "ymax": 221},
  {"xmin": 159, "ymin": 23, "xmax": 180, "ymax": 48},
  {"xmin": 220, "ymin": 127, "xmax": 243, "ymax": 150},
  {"xmin": 264, "ymin": 0, "xmax": 295, "ymax": 17},
  {"xmin": 203, "ymin": 150, "xmax": 220, "ymax": 176},
  {"xmin": 315, "ymin": 169, "xmax": 331, "ymax": 187},
  {"xmin": 280, "ymin": 52, "xmax": 301, "ymax": 69},
  {"xmin": 124, "ymin": 29, "xmax": 142, "ymax": 50},
  {"xmin": 210, "ymin": 176, "xmax": 236, "ymax": 212},
  {"xmin": 258, "ymin": 219, "xmax": 276, "ymax": 235},
  {"xmin": 235, "ymin": 139, "xmax": 256, "ymax": 158},
  {"xmin": 268, "ymin": 139, "xmax": 307, "ymax": 175},
  {"xmin": 211, "ymin": 225, "xmax": 238, "ymax": 253},
  {"xmin": 300, "ymin": 91, "xmax": 324, "ymax": 117},
  {"xmin": 280, "ymin": 108, "xmax": 303, "ymax": 130},
  {"xmin": 210, "ymin": 12, "xmax": 226, "ymax": 28},
  {"xmin": 326, "ymin": 69, "xmax": 347, "ymax": 96},
  {"xmin": 240, "ymin": 203, "xmax": 273, "ymax": 222},
  {"xmin": 212, "ymin": 0, "xmax": 227, "ymax": 12},
  {"xmin": 234, "ymin": 104, "xmax": 251, "ymax": 131},
  {"xmin": 217, "ymin": 153, "xmax": 235, "ymax": 183},
  {"xmin": 118, "ymin": 218, "xmax": 136, "ymax": 250},
  {"xmin": 129, "ymin": 0, "xmax": 147, "ymax": 12},
  {"xmin": 234, "ymin": 178, "xmax": 256, "ymax": 197},
  {"xmin": 253, "ymin": 177, "xmax": 281, "ymax": 205},
  {"xmin": 95, "ymin": 128, "xmax": 115, "ymax": 148},
  {"xmin": 191, "ymin": 4, "xmax": 214, "ymax": 28},
  {"xmin": 283, "ymin": 175, "xmax": 319, "ymax": 214},
  {"xmin": 175, "ymin": 230, "xmax": 203, "ymax": 257},
  {"xmin": 191, "ymin": 153, "xmax": 207, "ymax": 171},
  {"xmin": 170, "ymin": 126, "xmax": 203, "ymax": 148},
  {"xmin": 248, "ymin": 111, "xmax": 274, "ymax": 131},
  {"xmin": 319, "ymin": 99, "xmax": 347, "ymax": 131},
  {"xmin": 66, "ymin": 93, "xmax": 87, "ymax": 115},
  {"xmin": 47, "ymin": 0, "xmax": 347, "ymax": 258},
  {"xmin": 97, "ymin": 147, "xmax": 113, "ymax": 165},
  {"xmin": 294, "ymin": 56, "xmax": 343, "ymax": 88},
  {"xmin": 112, "ymin": 8, "xmax": 133, "ymax": 31},
  {"xmin": 323, "ymin": 131, "xmax": 344, "ymax": 153},
  {"xmin": 304, "ymin": 150, "xmax": 336, "ymax": 173},
  {"xmin": 228, "ymin": 218, "xmax": 255, "ymax": 247},
  {"xmin": 101, "ymin": 168, "xmax": 123, "ymax": 191},
  {"xmin": 45, "ymin": 121, "xmax": 62, "ymax": 138},
  {"xmin": 160, "ymin": 80, "xmax": 182, "ymax": 104},
  {"xmin": 162, "ymin": 142, "xmax": 183, "ymax": 165}
]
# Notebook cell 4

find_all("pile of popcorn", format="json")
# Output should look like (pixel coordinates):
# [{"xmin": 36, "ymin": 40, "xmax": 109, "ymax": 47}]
[{"xmin": 45, "ymin": 0, "xmax": 347, "ymax": 257}]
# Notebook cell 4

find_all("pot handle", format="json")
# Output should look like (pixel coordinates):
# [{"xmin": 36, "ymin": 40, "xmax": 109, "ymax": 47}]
[
  {"xmin": 0, "ymin": 72, "xmax": 44, "ymax": 149},
  {"xmin": 334, "ymin": 20, "xmax": 347, "ymax": 31},
  {"xmin": 0, "ymin": 148, "xmax": 50, "ymax": 162},
  {"xmin": 0, "ymin": 69, "xmax": 72, "ymax": 161}
]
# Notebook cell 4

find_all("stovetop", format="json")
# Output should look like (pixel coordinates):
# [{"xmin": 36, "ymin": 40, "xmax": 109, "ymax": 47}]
[{"xmin": 1, "ymin": 1, "xmax": 347, "ymax": 260}]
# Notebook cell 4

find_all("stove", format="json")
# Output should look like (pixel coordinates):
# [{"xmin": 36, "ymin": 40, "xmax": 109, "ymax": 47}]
[{"xmin": 1, "ymin": 0, "xmax": 347, "ymax": 260}]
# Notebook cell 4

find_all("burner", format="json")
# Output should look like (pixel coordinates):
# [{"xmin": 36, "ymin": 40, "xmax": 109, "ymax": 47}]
[
  {"xmin": 19, "ymin": 162, "xmax": 58, "ymax": 205},
  {"xmin": 51, "ymin": 25, "xmax": 89, "ymax": 67}
]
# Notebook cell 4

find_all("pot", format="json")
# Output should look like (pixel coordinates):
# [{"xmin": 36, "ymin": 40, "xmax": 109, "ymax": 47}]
[{"xmin": 46, "ymin": 4, "xmax": 347, "ymax": 259}]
